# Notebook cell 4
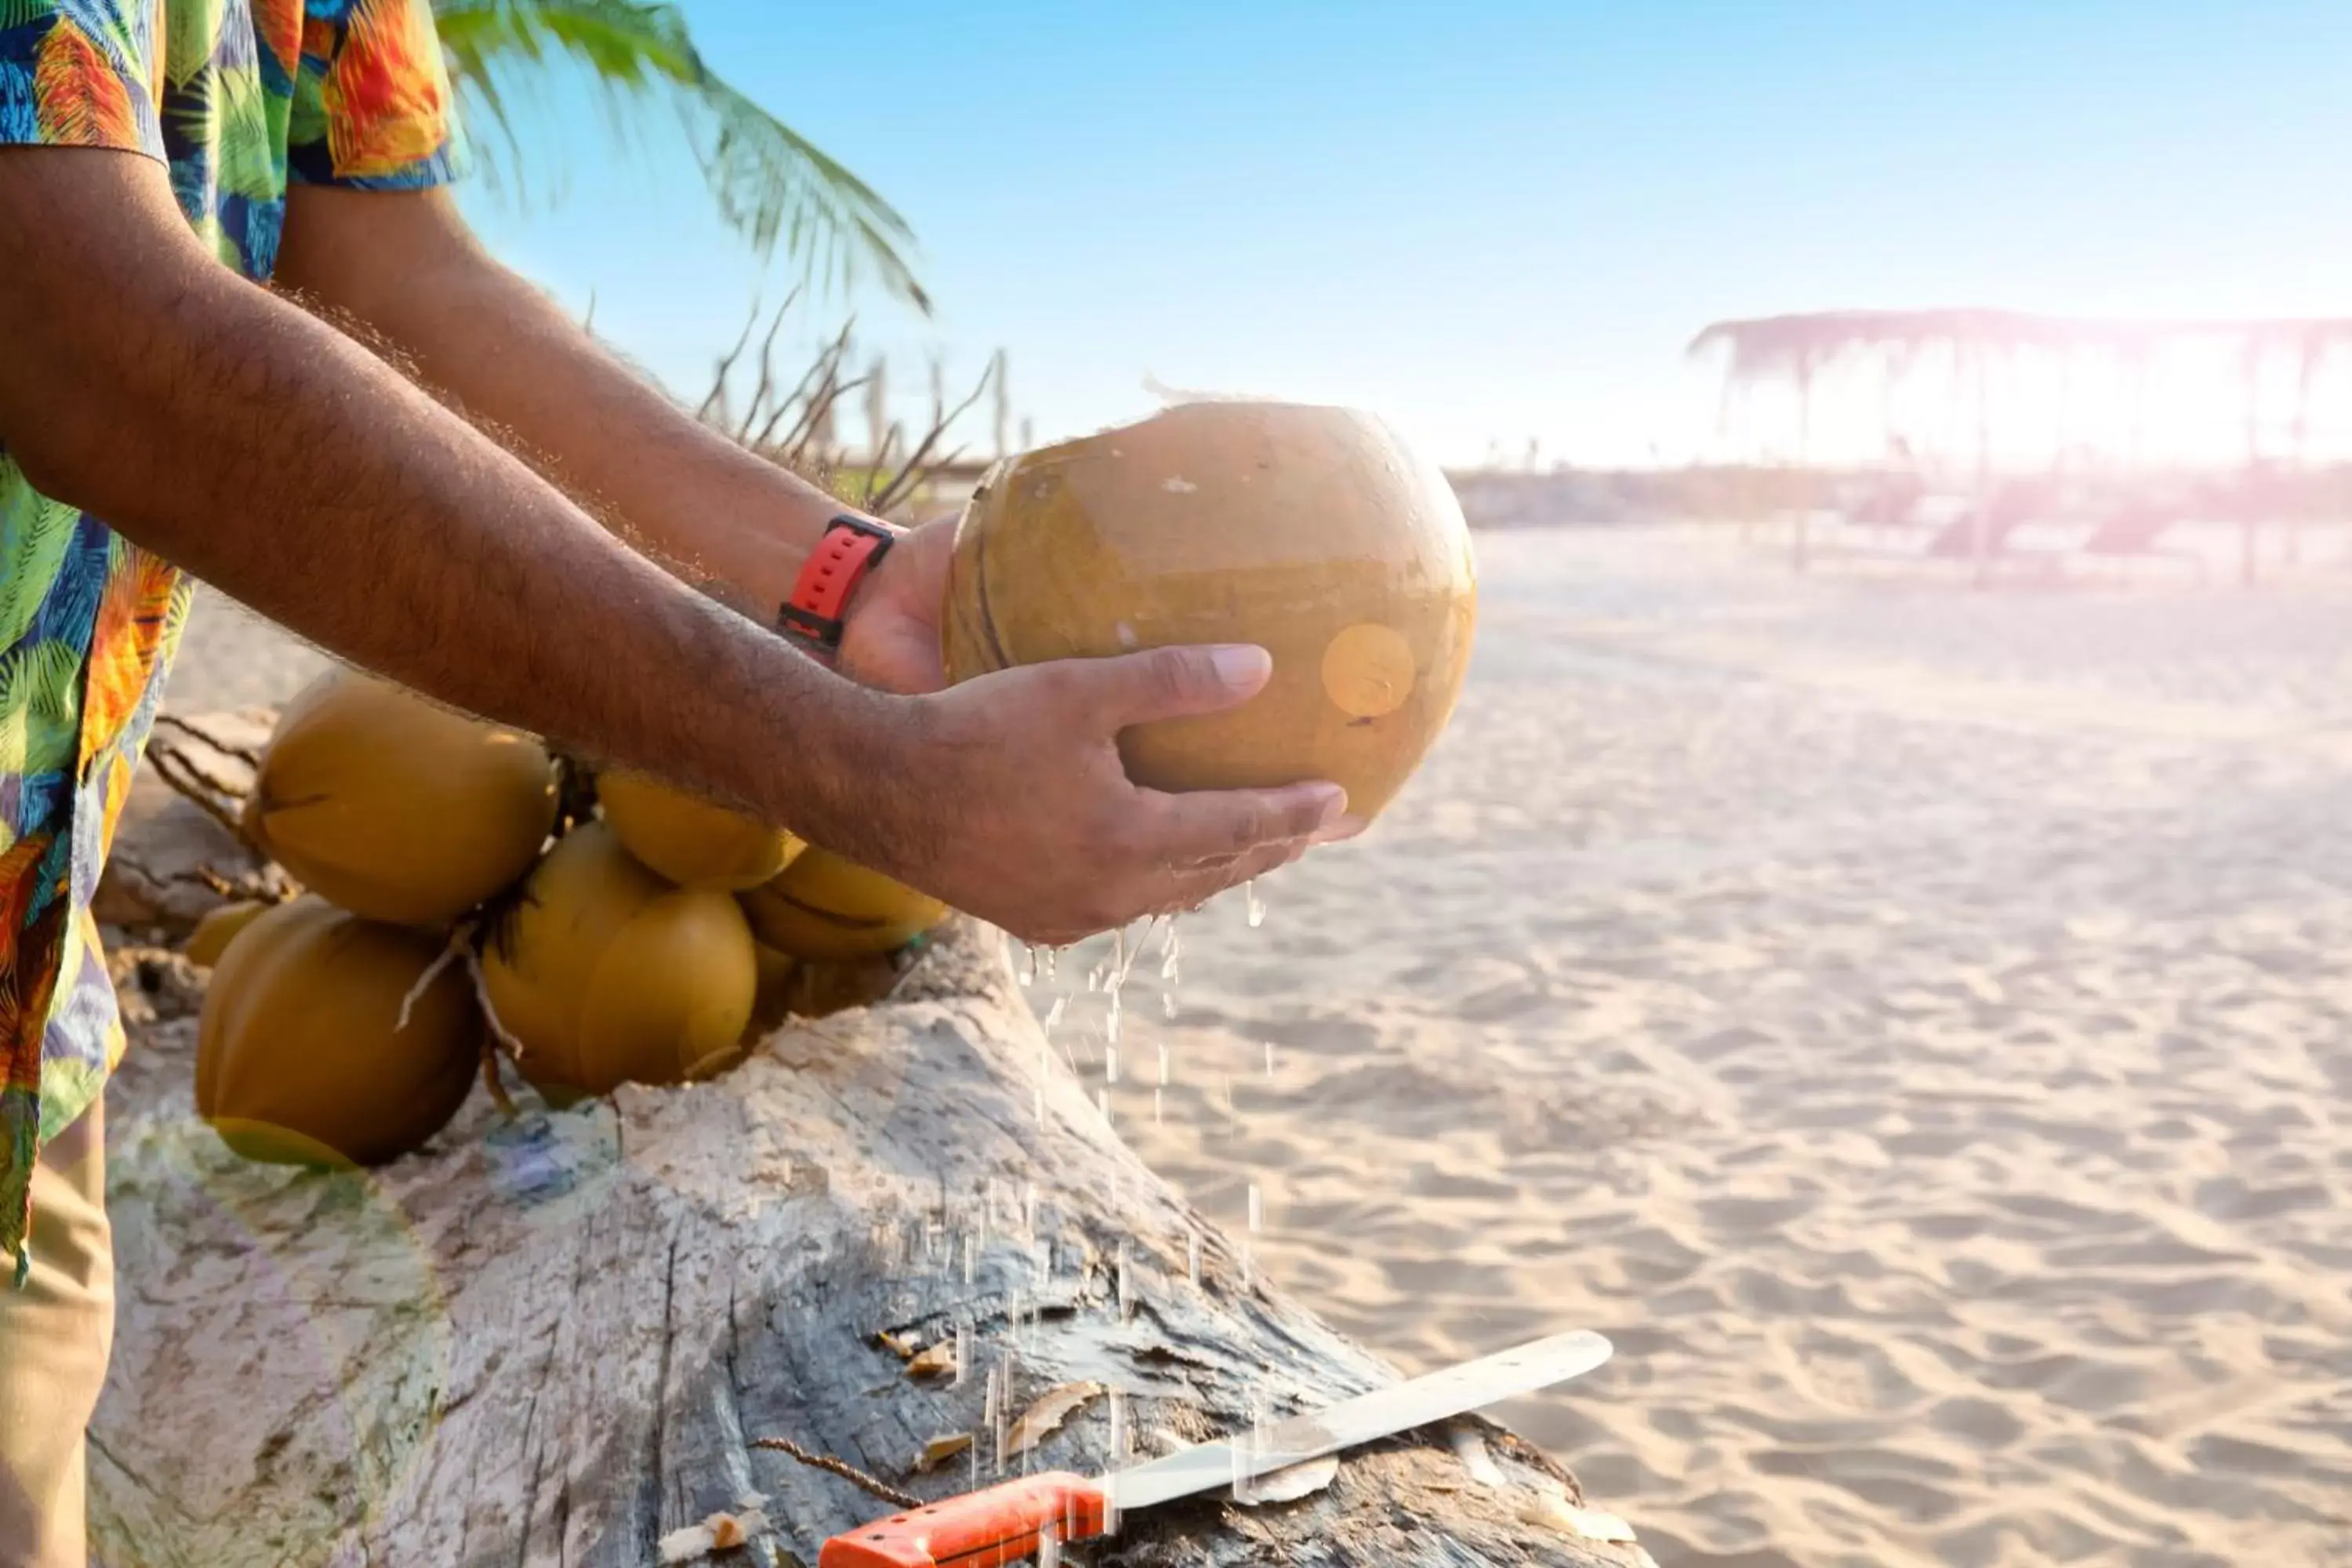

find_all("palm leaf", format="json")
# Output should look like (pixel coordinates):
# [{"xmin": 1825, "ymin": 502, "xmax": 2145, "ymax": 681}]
[{"xmin": 430, "ymin": 0, "xmax": 927, "ymax": 312}]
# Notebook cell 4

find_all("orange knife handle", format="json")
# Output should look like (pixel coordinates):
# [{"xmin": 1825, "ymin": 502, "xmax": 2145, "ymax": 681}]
[{"xmin": 818, "ymin": 1472, "xmax": 1109, "ymax": 1568}]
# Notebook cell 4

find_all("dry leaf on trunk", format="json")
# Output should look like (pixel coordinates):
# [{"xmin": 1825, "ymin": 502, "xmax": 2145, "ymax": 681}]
[
  {"xmin": 1519, "ymin": 1493, "xmax": 1642, "ymax": 1544},
  {"xmin": 1007, "ymin": 1381, "xmax": 1105, "ymax": 1457},
  {"xmin": 1232, "ymin": 1453, "xmax": 1338, "ymax": 1506},
  {"xmin": 915, "ymin": 1433, "xmax": 974, "ymax": 1472},
  {"xmin": 657, "ymin": 1508, "xmax": 769, "ymax": 1563}
]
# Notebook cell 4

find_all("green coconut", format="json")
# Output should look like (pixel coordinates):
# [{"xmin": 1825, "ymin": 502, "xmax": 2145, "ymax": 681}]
[
  {"xmin": 244, "ymin": 669, "xmax": 557, "ymax": 927},
  {"xmin": 480, "ymin": 822, "xmax": 760, "ymax": 1099},
  {"xmin": 597, "ymin": 768, "xmax": 802, "ymax": 891},
  {"xmin": 737, "ymin": 848, "xmax": 949, "ymax": 961},
  {"xmin": 195, "ymin": 896, "xmax": 481, "ymax": 1167}
]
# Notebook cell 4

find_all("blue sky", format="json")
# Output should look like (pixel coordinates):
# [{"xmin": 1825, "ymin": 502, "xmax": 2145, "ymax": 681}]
[{"xmin": 461, "ymin": 2, "xmax": 2352, "ymax": 468}]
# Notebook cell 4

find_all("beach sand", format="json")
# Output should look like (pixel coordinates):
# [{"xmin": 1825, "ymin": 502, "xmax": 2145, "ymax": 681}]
[{"xmin": 163, "ymin": 527, "xmax": 2352, "ymax": 1567}]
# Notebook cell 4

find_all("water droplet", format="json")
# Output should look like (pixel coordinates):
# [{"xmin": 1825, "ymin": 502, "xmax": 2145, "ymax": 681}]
[
  {"xmin": 1116, "ymin": 1242, "xmax": 1134, "ymax": 1319},
  {"xmin": 1105, "ymin": 1044, "xmax": 1120, "ymax": 1085},
  {"xmin": 1105, "ymin": 990, "xmax": 1123, "ymax": 1047},
  {"xmin": 1187, "ymin": 1229, "xmax": 1203, "ymax": 1287},
  {"xmin": 1247, "ymin": 1183, "xmax": 1263, "ymax": 1233},
  {"xmin": 1021, "ymin": 947, "xmax": 1037, "ymax": 987},
  {"xmin": 991, "ymin": 1363, "xmax": 1011, "ymax": 1477},
  {"xmin": 1161, "ymin": 990, "xmax": 1177, "ymax": 1019},
  {"xmin": 1157, "ymin": 1041, "xmax": 1171, "ymax": 1086},
  {"xmin": 1037, "ymin": 1523, "xmax": 1061, "ymax": 1568},
  {"xmin": 1097, "ymin": 1087, "xmax": 1111, "ymax": 1123},
  {"xmin": 963, "ymin": 1233, "xmax": 978, "ymax": 1285},
  {"xmin": 1044, "ymin": 996, "xmax": 1068, "ymax": 1032},
  {"xmin": 954, "ymin": 1321, "xmax": 973, "ymax": 1387},
  {"xmin": 1106, "ymin": 1394, "xmax": 1131, "ymax": 1534},
  {"xmin": 1244, "ymin": 880, "xmax": 1267, "ymax": 929}
]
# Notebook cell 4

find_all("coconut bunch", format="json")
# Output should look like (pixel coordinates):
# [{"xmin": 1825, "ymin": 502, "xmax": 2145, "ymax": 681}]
[{"xmin": 191, "ymin": 667, "xmax": 949, "ymax": 1169}]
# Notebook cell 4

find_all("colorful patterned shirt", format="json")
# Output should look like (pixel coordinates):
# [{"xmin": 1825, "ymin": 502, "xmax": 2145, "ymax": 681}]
[{"xmin": 0, "ymin": 0, "xmax": 465, "ymax": 1283}]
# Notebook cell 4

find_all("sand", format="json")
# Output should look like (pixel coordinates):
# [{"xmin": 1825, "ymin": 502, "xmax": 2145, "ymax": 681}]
[{"xmin": 162, "ymin": 526, "xmax": 2352, "ymax": 1567}]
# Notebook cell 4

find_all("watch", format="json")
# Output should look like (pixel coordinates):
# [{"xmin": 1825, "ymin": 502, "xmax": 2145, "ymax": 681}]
[{"xmin": 778, "ymin": 514, "xmax": 899, "ymax": 662}]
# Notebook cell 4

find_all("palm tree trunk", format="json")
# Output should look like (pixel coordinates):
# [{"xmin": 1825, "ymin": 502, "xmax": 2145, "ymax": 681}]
[{"xmin": 89, "ymin": 732, "xmax": 1642, "ymax": 1568}]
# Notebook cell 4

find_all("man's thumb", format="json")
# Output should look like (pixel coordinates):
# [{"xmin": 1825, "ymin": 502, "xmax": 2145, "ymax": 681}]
[{"xmin": 1087, "ymin": 644, "xmax": 1272, "ymax": 726}]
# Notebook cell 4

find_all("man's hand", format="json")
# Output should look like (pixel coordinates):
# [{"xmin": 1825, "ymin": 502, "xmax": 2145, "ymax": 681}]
[
  {"xmin": 880, "ymin": 644, "xmax": 1359, "ymax": 946},
  {"xmin": 837, "ymin": 512, "xmax": 955, "ymax": 695}
]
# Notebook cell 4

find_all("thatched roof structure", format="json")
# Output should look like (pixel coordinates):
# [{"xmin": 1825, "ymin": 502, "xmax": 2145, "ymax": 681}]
[{"xmin": 1688, "ymin": 310, "xmax": 2352, "ymax": 384}]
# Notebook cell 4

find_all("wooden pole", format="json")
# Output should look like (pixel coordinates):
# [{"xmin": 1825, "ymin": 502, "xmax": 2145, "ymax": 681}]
[
  {"xmin": 2242, "ymin": 339, "xmax": 2262, "ymax": 588},
  {"xmin": 1790, "ymin": 358, "xmax": 1813, "ymax": 573},
  {"xmin": 1972, "ymin": 346, "xmax": 1994, "ymax": 590}
]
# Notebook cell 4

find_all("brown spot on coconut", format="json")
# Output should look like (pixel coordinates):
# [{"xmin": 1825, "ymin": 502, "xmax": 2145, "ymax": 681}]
[
  {"xmin": 736, "ymin": 848, "xmax": 949, "ymax": 962},
  {"xmin": 596, "ymin": 768, "xmax": 803, "ymax": 891},
  {"xmin": 243, "ymin": 669, "xmax": 558, "ymax": 927},
  {"xmin": 480, "ymin": 822, "xmax": 759, "ymax": 1100},
  {"xmin": 184, "ymin": 898, "xmax": 270, "ymax": 967},
  {"xmin": 194, "ymin": 895, "xmax": 481, "ymax": 1168}
]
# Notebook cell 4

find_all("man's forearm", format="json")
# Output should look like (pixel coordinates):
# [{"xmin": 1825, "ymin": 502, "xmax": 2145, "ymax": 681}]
[
  {"xmin": 274, "ymin": 187, "xmax": 863, "ymax": 622},
  {"xmin": 0, "ymin": 153, "xmax": 906, "ymax": 862}
]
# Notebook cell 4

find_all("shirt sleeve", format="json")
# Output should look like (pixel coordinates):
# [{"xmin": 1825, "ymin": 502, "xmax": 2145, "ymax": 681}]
[
  {"xmin": 0, "ymin": 2, "xmax": 166, "ymax": 159},
  {"xmin": 287, "ymin": 0, "xmax": 467, "ymax": 190}
]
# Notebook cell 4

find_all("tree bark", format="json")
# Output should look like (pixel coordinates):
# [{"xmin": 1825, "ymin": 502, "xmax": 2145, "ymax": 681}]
[{"xmin": 92, "ymin": 752, "xmax": 1642, "ymax": 1567}]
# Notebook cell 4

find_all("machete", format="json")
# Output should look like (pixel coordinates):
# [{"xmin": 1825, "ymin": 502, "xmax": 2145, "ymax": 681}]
[{"xmin": 818, "ymin": 1327, "xmax": 1613, "ymax": 1567}]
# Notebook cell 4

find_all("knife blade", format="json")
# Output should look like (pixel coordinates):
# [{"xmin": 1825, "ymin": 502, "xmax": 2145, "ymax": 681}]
[{"xmin": 816, "ymin": 1327, "xmax": 1613, "ymax": 1568}]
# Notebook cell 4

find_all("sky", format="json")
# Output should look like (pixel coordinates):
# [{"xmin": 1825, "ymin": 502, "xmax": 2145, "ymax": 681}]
[{"xmin": 459, "ymin": 1, "xmax": 2352, "ymax": 470}]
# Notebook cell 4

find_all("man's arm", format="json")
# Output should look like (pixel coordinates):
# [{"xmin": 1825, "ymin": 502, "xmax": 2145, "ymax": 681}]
[
  {"xmin": 0, "ymin": 147, "xmax": 1347, "ymax": 945},
  {"xmin": 273, "ymin": 183, "xmax": 865, "ymax": 636}
]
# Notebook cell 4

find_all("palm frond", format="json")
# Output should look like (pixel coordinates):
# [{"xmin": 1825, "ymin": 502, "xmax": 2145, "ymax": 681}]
[{"xmin": 430, "ymin": 0, "xmax": 927, "ymax": 312}]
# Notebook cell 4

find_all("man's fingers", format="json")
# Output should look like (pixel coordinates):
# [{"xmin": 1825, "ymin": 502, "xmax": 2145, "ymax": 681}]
[
  {"xmin": 1069, "ymin": 643, "xmax": 1275, "ymax": 728},
  {"xmin": 1155, "ymin": 836, "xmax": 1312, "ymax": 914},
  {"xmin": 1152, "ymin": 780, "xmax": 1348, "ymax": 866}
]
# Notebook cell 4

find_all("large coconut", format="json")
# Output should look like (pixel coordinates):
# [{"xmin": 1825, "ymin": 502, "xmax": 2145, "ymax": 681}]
[
  {"xmin": 480, "ymin": 822, "xmax": 759, "ymax": 1100},
  {"xmin": 941, "ymin": 401, "xmax": 1478, "ymax": 821},
  {"xmin": 243, "ymin": 670, "xmax": 558, "ymax": 927},
  {"xmin": 596, "ymin": 768, "xmax": 802, "ymax": 891},
  {"xmin": 737, "ymin": 848, "xmax": 949, "ymax": 962},
  {"xmin": 194, "ymin": 896, "xmax": 481, "ymax": 1168}
]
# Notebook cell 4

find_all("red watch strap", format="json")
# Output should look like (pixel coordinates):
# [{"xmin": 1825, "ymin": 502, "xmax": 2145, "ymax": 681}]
[{"xmin": 781, "ymin": 516, "xmax": 898, "ymax": 659}]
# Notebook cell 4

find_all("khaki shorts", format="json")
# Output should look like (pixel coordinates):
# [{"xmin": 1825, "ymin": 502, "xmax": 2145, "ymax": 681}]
[{"xmin": 0, "ymin": 1101, "xmax": 112, "ymax": 1568}]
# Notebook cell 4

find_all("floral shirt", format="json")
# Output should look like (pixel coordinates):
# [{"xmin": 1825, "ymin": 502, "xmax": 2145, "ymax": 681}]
[{"xmin": 0, "ymin": 0, "xmax": 464, "ymax": 1283}]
